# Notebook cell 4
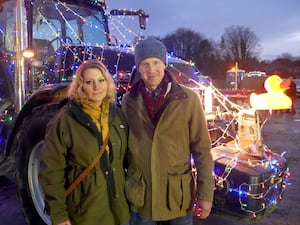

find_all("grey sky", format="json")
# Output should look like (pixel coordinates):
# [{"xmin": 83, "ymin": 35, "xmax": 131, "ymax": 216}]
[{"xmin": 107, "ymin": 0, "xmax": 300, "ymax": 60}]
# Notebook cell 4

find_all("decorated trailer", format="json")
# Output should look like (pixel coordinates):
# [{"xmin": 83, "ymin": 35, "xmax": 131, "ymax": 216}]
[{"xmin": 0, "ymin": 0, "xmax": 290, "ymax": 224}]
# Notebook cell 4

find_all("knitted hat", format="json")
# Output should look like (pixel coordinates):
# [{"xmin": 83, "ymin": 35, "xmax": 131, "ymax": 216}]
[{"xmin": 135, "ymin": 39, "xmax": 168, "ymax": 66}]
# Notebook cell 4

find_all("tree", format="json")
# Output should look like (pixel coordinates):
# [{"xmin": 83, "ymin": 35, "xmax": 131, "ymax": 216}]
[
  {"xmin": 161, "ymin": 28, "xmax": 220, "ymax": 78},
  {"xmin": 220, "ymin": 25, "xmax": 261, "ymax": 69},
  {"xmin": 162, "ymin": 28, "xmax": 204, "ymax": 60}
]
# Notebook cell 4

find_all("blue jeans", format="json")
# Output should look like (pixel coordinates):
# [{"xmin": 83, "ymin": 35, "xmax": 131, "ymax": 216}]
[{"xmin": 129, "ymin": 211, "xmax": 193, "ymax": 225}]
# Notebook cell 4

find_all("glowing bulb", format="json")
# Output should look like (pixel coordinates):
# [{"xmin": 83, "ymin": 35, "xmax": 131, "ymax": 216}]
[{"xmin": 22, "ymin": 49, "xmax": 35, "ymax": 58}]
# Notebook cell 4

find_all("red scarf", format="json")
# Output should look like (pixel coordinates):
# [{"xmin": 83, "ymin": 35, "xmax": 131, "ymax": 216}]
[{"xmin": 140, "ymin": 75, "xmax": 170, "ymax": 124}]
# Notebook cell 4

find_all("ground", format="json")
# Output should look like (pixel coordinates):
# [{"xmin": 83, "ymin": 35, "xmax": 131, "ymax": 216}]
[{"xmin": 0, "ymin": 100, "xmax": 299, "ymax": 225}]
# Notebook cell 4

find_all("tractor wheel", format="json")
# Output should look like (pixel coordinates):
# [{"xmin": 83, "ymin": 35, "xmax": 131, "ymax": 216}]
[{"xmin": 15, "ymin": 102, "xmax": 65, "ymax": 225}]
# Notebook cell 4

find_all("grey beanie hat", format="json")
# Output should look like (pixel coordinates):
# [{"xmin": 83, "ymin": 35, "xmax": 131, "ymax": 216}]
[{"xmin": 135, "ymin": 39, "xmax": 168, "ymax": 66}]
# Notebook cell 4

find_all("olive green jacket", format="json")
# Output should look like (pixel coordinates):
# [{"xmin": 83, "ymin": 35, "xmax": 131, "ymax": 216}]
[
  {"xmin": 122, "ymin": 71, "xmax": 214, "ymax": 221},
  {"xmin": 39, "ymin": 100, "xmax": 130, "ymax": 225}
]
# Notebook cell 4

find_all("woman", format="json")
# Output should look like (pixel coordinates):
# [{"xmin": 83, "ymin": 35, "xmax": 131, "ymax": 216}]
[{"xmin": 39, "ymin": 59, "xmax": 130, "ymax": 225}]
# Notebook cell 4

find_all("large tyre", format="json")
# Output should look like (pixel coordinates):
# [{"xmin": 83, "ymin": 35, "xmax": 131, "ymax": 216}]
[{"xmin": 16, "ymin": 102, "xmax": 66, "ymax": 225}]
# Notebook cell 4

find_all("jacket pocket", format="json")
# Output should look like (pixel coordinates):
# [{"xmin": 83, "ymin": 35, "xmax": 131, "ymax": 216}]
[
  {"xmin": 167, "ymin": 164, "xmax": 192, "ymax": 211},
  {"xmin": 125, "ymin": 167, "xmax": 146, "ymax": 208}
]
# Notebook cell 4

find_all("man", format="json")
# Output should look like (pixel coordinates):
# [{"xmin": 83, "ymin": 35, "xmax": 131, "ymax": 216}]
[{"xmin": 122, "ymin": 38, "xmax": 214, "ymax": 225}]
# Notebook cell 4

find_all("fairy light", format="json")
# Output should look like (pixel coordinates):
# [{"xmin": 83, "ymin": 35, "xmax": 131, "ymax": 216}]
[
  {"xmin": 107, "ymin": 8, "xmax": 146, "ymax": 46},
  {"xmin": 213, "ymin": 145, "xmax": 290, "ymax": 219},
  {"xmin": 55, "ymin": 2, "xmax": 83, "ymax": 43},
  {"xmin": 109, "ymin": 20, "xmax": 140, "ymax": 45},
  {"xmin": 34, "ymin": 0, "xmax": 110, "ymax": 47},
  {"xmin": 33, "ymin": 2, "xmax": 64, "ymax": 40},
  {"xmin": 162, "ymin": 53, "xmax": 290, "ymax": 221}
]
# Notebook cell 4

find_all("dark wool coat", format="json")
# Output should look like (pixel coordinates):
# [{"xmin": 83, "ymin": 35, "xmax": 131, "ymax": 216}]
[
  {"xmin": 122, "ymin": 71, "xmax": 214, "ymax": 221},
  {"xmin": 39, "ymin": 100, "xmax": 130, "ymax": 225}
]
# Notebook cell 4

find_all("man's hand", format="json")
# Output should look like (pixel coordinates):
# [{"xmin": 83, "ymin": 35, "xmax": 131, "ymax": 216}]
[
  {"xmin": 193, "ymin": 199, "xmax": 213, "ymax": 219},
  {"xmin": 56, "ymin": 220, "xmax": 72, "ymax": 225}
]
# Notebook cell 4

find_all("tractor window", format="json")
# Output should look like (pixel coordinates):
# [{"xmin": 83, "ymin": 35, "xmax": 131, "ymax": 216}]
[
  {"xmin": 79, "ymin": 14, "xmax": 107, "ymax": 46},
  {"xmin": 32, "ymin": 0, "xmax": 108, "ymax": 50},
  {"xmin": 0, "ymin": 1, "xmax": 15, "ymax": 52}
]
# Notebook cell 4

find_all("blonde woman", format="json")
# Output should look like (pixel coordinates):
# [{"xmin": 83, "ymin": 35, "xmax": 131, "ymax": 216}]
[{"xmin": 39, "ymin": 59, "xmax": 130, "ymax": 225}]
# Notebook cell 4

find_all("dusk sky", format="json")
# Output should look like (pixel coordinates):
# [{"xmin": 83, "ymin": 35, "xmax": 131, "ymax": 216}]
[{"xmin": 107, "ymin": 0, "xmax": 300, "ymax": 60}]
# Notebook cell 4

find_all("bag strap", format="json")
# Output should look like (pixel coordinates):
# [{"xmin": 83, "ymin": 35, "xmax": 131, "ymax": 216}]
[{"xmin": 66, "ymin": 133, "xmax": 109, "ymax": 196}]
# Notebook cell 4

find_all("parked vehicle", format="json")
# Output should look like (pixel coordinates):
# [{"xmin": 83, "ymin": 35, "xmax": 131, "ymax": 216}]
[
  {"xmin": 221, "ymin": 68, "xmax": 267, "ymax": 107},
  {"xmin": 294, "ymin": 78, "xmax": 300, "ymax": 97}
]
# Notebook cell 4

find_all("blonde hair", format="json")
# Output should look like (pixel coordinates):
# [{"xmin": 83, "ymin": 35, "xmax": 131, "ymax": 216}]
[{"xmin": 68, "ymin": 59, "xmax": 115, "ymax": 103}]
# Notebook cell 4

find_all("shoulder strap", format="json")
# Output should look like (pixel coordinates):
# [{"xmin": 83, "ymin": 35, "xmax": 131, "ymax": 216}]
[{"xmin": 66, "ymin": 133, "xmax": 109, "ymax": 196}]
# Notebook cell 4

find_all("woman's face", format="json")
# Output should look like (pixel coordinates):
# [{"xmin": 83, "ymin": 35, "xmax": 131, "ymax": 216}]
[{"xmin": 82, "ymin": 68, "xmax": 108, "ymax": 106}]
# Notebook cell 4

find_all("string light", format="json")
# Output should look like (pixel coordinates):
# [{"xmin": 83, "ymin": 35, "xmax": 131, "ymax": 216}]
[
  {"xmin": 108, "ymin": 8, "xmax": 146, "ymax": 46},
  {"xmin": 167, "ymin": 51, "xmax": 290, "ymax": 221},
  {"xmin": 213, "ymin": 144, "xmax": 290, "ymax": 219}
]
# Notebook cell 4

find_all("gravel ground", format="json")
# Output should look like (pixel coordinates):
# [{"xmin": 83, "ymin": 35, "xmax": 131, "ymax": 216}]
[{"xmin": 0, "ymin": 99, "xmax": 299, "ymax": 225}]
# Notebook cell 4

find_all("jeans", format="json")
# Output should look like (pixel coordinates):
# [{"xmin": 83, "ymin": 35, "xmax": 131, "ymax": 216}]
[{"xmin": 129, "ymin": 211, "xmax": 193, "ymax": 225}]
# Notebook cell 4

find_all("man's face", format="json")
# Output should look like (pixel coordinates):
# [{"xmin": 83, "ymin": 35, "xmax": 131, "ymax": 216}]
[{"xmin": 138, "ymin": 57, "xmax": 166, "ymax": 91}]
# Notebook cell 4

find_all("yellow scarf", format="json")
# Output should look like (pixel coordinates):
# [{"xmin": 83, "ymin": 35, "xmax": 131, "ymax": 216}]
[{"xmin": 78, "ymin": 97, "xmax": 110, "ymax": 153}]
